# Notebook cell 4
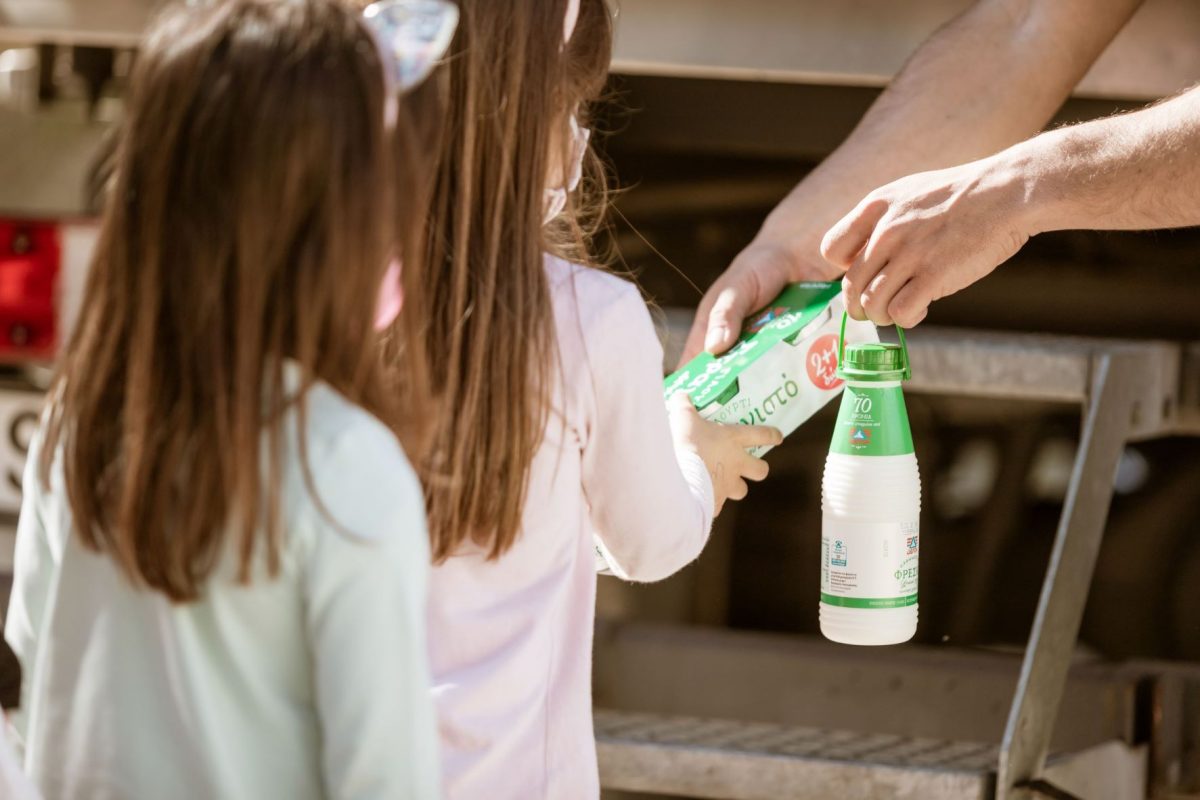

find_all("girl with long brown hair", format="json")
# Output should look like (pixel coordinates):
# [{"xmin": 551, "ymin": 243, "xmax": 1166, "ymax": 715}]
[
  {"xmin": 3, "ymin": 1, "xmax": 453, "ymax": 797},
  {"xmin": 408, "ymin": 1, "xmax": 780, "ymax": 796}
]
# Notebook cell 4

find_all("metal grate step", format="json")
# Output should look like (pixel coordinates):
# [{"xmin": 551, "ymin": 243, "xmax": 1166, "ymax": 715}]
[
  {"xmin": 597, "ymin": 709, "xmax": 996, "ymax": 800},
  {"xmin": 596, "ymin": 709, "xmax": 1146, "ymax": 800}
]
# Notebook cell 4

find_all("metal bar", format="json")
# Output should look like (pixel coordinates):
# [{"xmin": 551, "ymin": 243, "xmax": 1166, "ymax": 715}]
[
  {"xmin": 902, "ymin": 329, "xmax": 1093, "ymax": 404},
  {"xmin": 593, "ymin": 622, "xmax": 1138, "ymax": 753},
  {"xmin": 6, "ymin": 0, "xmax": 1200, "ymax": 103},
  {"xmin": 608, "ymin": 0, "xmax": 1200, "ymax": 102},
  {"xmin": 0, "ymin": 0, "xmax": 158, "ymax": 47},
  {"xmin": 996, "ymin": 352, "xmax": 1147, "ymax": 799},
  {"xmin": 884, "ymin": 332, "xmax": 1190, "ymax": 439}
]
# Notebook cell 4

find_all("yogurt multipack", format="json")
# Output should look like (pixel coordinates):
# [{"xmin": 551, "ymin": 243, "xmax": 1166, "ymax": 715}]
[
  {"xmin": 595, "ymin": 282, "xmax": 877, "ymax": 577},
  {"xmin": 662, "ymin": 281, "xmax": 878, "ymax": 456}
]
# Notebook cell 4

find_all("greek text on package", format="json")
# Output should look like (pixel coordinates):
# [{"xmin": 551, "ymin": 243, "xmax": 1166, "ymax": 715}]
[{"xmin": 663, "ymin": 282, "xmax": 878, "ymax": 456}]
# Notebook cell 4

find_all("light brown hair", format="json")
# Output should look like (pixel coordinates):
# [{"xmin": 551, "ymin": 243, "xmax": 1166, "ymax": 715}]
[
  {"xmin": 411, "ymin": 0, "xmax": 613, "ymax": 561},
  {"xmin": 41, "ymin": 0, "xmax": 418, "ymax": 602}
]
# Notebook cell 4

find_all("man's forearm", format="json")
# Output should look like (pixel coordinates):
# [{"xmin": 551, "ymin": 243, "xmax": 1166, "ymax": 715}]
[
  {"xmin": 1013, "ymin": 86, "xmax": 1200, "ymax": 233},
  {"xmin": 759, "ymin": 0, "xmax": 1143, "ymax": 261},
  {"xmin": 821, "ymin": 83, "xmax": 1200, "ymax": 331},
  {"xmin": 683, "ymin": 0, "xmax": 1143, "ymax": 362}
]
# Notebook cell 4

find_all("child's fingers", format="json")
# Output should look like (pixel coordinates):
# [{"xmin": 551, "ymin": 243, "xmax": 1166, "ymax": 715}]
[
  {"xmin": 726, "ymin": 477, "xmax": 749, "ymax": 502},
  {"xmin": 669, "ymin": 390, "xmax": 691, "ymax": 408},
  {"xmin": 668, "ymin": 390, "xmax": 698, "ymax": 416},
  {"xmin": 738, "ymin": 454, "xmax": 769, "ymax": 482},
  {"xmin": 737, "ymin": 424, "xmax": 783, "ymax": 448}
]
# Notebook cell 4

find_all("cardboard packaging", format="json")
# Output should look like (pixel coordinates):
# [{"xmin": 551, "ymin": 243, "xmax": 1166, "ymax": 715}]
[
  {"xmin": 595, "ymin": 282, "xmax": 878, "ymax": 577},
  {"xmin": 663, "ymin": 282, "xmax": 878, "ymax": 456}
]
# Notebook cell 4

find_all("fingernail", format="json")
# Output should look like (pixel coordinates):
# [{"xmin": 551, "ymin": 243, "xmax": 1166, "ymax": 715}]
[{"xmin": 705, "ymin": 325, "xmax": 729, "ymax": 353}]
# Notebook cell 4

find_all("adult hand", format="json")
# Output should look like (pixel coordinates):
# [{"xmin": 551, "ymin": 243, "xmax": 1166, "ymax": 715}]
[
  {"xmin": 821, "ymin": 156, "xmax": 1036, "ymax": 328},
  {"xmin": 678, "ymin": 237, "xmax": 843, "ymax": 367}
]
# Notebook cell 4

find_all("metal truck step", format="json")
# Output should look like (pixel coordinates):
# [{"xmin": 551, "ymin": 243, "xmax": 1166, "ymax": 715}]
[{"xmin": 595, "ymin": 709, "xmax": 1146, "ymax": 800}]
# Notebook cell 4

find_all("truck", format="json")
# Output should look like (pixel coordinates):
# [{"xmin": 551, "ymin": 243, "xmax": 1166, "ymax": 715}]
[{"xmin": 3, "ymin": 2, "xmax": 1200, "ymax": 798}]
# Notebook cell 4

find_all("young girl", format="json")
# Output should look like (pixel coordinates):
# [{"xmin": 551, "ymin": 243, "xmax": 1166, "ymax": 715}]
[
  {"xmin": 405, "ymin": 0, "xmax": 781, "ymax": 796},
  {"xmin": 3, "ymin": 1, "xmax": 450, "ymax": 797}
]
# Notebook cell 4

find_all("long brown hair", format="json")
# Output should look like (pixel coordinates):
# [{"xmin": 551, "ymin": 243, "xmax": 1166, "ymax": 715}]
[
  {"xmin": 40, "ymin": 0, "xmax": 415, "ymax": 602},
  {"xmin": 413, "ymin": 0, "xmax": 612, "ymax": 561}
]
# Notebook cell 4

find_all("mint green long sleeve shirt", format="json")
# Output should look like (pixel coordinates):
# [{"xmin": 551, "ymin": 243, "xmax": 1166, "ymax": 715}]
[{"xmin": 4, "ymin": 380, "xmax": 440, "ymax": 800}]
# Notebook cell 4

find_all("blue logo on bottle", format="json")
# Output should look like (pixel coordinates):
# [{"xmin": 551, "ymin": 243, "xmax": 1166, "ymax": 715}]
[{"xmin": 831, "ymin": 539, "xmax": 848, "ymax": 567}]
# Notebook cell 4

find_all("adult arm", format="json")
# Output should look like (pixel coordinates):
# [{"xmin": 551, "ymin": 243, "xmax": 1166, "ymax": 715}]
[
  {"xmin": 680, "ymin": 0, "xmax": 1143, "ymax": 362},
  {"xmin": 825, "ymin": 84, "xmax": 1200, "ymax": 327}
]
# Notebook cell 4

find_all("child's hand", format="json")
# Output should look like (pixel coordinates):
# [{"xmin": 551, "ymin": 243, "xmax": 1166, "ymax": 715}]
[{"xmin": 668, "ymin": 393, "xmax": 782, "ymax": 515}]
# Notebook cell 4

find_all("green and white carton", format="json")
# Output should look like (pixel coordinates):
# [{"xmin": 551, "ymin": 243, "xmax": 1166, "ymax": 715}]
[
  {"xmin": 595, "ymin": 282, "xmax": 878, "ymax": 576},
  {"xmin": 663, "ymin": 282, "xmax": 877, "ymax": 456}
]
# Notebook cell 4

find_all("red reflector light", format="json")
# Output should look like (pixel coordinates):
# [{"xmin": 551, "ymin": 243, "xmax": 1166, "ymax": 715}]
[{"xmin": 0, "ymin": 220, "xmax": 59, "ymax": 361}]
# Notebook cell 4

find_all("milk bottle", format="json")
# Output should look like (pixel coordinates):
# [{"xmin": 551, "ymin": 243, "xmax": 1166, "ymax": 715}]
[{"xmin": 820, "ymin": 318, "xmax": 920, "ymax": 645}]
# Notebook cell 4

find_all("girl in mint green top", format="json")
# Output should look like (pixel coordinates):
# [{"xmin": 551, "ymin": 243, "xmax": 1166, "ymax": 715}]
[{"xmin": 3, "ymin": 1, "xmax": 449, "ymax": 797}]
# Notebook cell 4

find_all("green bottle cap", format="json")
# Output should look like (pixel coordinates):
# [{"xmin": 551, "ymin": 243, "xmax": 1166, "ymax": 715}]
[
  {"xmin": 839, "ymin": 343, "xmax": 908, "ymax": 381},
  {"xmin": 836, "ymin": 313, "xmax": 912, "ymax": 382}
]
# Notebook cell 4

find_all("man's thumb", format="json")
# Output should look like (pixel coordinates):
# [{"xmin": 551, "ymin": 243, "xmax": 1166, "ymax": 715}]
[{"xmin": 703, "ymin": 287, "xmax": 748, "ymax": 355}]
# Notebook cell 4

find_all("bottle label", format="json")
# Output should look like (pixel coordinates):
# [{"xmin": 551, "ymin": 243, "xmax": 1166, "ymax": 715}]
[
  {"xmin": 821, "ymin": 520, "xmax": 919, "ymax": 608},
  {"xmin": 829, "ymin": 385, "xmax": 914, "ymax": 456}
]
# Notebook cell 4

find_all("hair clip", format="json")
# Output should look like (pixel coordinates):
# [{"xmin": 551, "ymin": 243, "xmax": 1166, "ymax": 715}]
[{"xmin": 363, "ymin": 0, "xmax": 459, "ymax": 94}]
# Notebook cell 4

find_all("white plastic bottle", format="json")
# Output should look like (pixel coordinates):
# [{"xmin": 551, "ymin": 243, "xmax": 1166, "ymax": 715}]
[{"xmin": 820, "ymin": 326, "xmax": 920, "ymax": 646}]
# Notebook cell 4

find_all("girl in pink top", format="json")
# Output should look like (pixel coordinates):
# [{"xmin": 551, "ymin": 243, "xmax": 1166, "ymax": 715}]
[{"xmin": 401, "ymin": 1, "xmax": 781, "ymax": 796}]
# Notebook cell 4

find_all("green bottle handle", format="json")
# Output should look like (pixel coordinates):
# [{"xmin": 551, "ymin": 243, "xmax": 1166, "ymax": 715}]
[{"xmin": 838, "ymin": 311, "xmax": 912, "ymax": 381}]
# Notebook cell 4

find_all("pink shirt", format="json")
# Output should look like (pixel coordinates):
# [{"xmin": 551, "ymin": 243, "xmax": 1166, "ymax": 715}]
[{"xmin": 427, "ymin": 257, "xmax": 714, "ymax": 799}]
